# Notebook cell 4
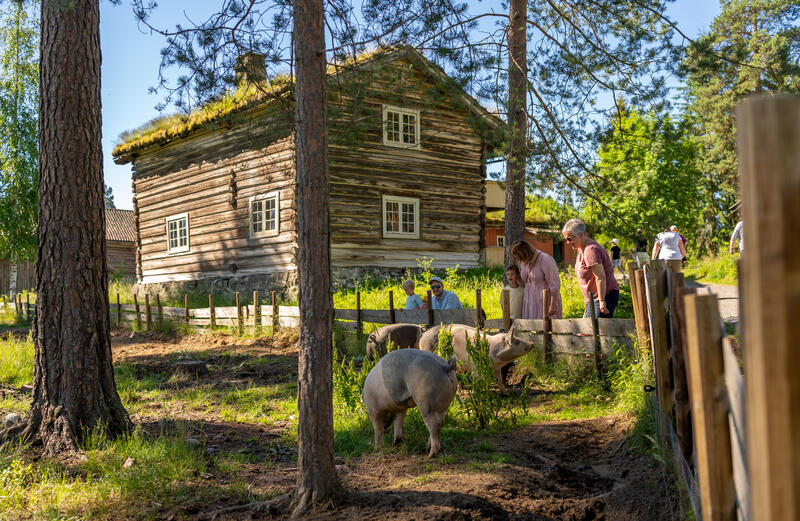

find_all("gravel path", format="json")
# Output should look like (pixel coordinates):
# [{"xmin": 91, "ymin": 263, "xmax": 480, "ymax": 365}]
[{"xmin": 686, "ymin": 281, "xmax": 740, "ymax": 324}]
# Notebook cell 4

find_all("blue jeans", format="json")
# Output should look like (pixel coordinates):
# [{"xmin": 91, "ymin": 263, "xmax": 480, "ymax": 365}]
[{"xmin": 583, "ymin": 289, "xmax": 620, "ymax": 319}]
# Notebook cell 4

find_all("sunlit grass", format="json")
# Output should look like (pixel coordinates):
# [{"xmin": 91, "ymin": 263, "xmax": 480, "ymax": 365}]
[{"xmin": 683, "ymin": 254, "xmax": 739, "ymax": 285}]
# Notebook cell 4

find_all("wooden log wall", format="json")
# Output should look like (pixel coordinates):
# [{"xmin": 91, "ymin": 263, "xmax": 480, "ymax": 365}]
[
  {"xmin": 132, "ymin": 122, "xmax": 297, "ymax": 283},
  {"xmin": 0, "ymin": 260, "xmax": 36, "ymax": 295},
  {"xmin": 327, "ymin": 59, "xmax": 487, "ymax": 269},
  {"xmin": 107, "ymin": 241, "xmax": 136, "ymax": 278}
]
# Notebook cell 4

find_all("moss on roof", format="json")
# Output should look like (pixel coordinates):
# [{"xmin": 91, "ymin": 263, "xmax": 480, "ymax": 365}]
[{"xmin": 113, "ymin": 46, "xmax": 503, "ymax": 162}]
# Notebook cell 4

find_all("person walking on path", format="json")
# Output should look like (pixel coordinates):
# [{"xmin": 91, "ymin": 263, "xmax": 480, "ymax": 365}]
[
  {"xmin": 511, "ymin": 240, "xmax": 562, "ymax": 319},
  {"xmin": 730, "ymin": 220, "xmax": 744, "ymax": 255},
  {"xmin": 423, "ymin": 276, "xmax": 463, "ymax": 310},
  {"xmin": 609, "ymin": 239, "xmax": 626, "ymax": 280},
  {"xmin": 632, "ymin": 228, "xmax": 649, "ymax": 267},
  {"xmin": 562, "ymin": 219, "xmax": 620, "ymax": 318},
  {"xmin": 652, "ymin": 226, "xmax": 687, "ymax": 272}
]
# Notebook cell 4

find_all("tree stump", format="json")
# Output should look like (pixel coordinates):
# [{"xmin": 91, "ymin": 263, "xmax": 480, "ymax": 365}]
[{"xmin": 173, "ymin": 361, "xmax": 209, "ymax": 378}]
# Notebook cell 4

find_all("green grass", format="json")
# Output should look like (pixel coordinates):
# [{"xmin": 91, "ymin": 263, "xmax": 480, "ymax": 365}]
[
  {"xmin": 0, "ymin": 302, "xmax": 649, "ymax": 519},
  {"xmin": 683, "ymin": 255, "xmax": 739, "ymax": 286}
]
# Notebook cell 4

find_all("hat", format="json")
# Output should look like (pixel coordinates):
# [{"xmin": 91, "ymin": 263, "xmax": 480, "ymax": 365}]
[
  {"xmin": 670, "ymin": 225, "xmax": 678, "ymax": 231},
  {"xmin": 428, "ymin": 276, "xmax": 443, "ymax": 285},
  {"xmin": 611, "ymin": 238, "xmax": 618, "ymax": 244}
]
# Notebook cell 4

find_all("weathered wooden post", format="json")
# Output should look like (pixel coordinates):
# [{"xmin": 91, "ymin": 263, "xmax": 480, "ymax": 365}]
[
  {"xmin": 633, "ymin": 269, "xmax": 651, "ymax": 348},
  {"xmin": 271, "ymin": 290, "xmax": 279, "ymax": 332},
  {"xmin": 25, "ymin": 293, "xmax": 30, "ymax": 321},
  {"xmin": 388, "ymin": 290, "xmax": 395, "ymax": 324},
  {"xmin": 648, "ymin": 260, "xmax": 674, "ymax": 423},
  {"xmin": 356, "ymin": 291, "xmax": 363, "ymax": 344},
  {"xmin": 476, "ymin": 289, "xmax": 483, "ymax": 329},
  {"xmin": 738, "ymin": 94, "xmax": 800, "ymax": 521},
  {"xmin": 542, "ymin": 288, "xmax": 552, "ymax": 362},
  {"xmin": 134, "ymin": 294, "xmax": 141, "ymax": 330},
  {"xmin": 253, "ymin": 290, "xmax": 260, "ymax": 333},
  {"xmin": 674, "ymin": 282, "xmax": 697, "ymax": 466},
  {"xmin": 144, "ymin": 293, "xmax": 151, "ymax": 331},
  {"xmin": 155, "ymin": 294, "xmax": 163, "ymax": 324},
  {"xmin": 117, "ymin": 292, "xmax": 121, "ymax": 327},
  {"xmin": 588, "ymin": 293, "xmax": 603, "ymax": 378},
  {"xmin": 209, "ymin": 294, "xmax": 216, "ymax": 330},
  {"xmin": 235, "ymin": 292, "xmax": 242, "ymax": 335},
  {"xmin": 2, "ymin": 295, "xmax": 6, "ymax": 308},
  {"xmin": 502, "ymin": 289, "xmax": 511, "ymax": 331},
  {"xmin": 426, "ymin": 289, "xmax": 434, "ymax": 327},
  {"xmin": 184, "ymin": 294, "xmax": 190, "ymax": 326},
  {"xmin": 684, "ymin": 293, "xmax": 735, "ymax": 521}
]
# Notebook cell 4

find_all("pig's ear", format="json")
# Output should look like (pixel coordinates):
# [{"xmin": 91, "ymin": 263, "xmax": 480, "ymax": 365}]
[{"xmin": 507, "ymin": 325, "xmax": 515, "ymax": 343}]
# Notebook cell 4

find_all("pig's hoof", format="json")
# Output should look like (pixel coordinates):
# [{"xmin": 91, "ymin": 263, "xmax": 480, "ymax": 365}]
[{"xmin": 393, "ymin": 437, "xmax": 403, "ymax": 446}]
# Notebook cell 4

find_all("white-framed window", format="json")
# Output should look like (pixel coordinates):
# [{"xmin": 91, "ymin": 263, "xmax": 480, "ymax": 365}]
[
  {"xmin": 497, "ymin": 236, "xmax": 505, "ymax": 247},
  {"xmin": 382, "ymin": 104, "xmax": 420, "ymax": 149},
  {"xmin": 250, "ymin": 191, "xmax": 280, "ymax": 238},
  {"xmin": 382, "ymin": 195, "xmax": 419, "ymax": 239},
  {"xmin": 166, "ymin": 212, "xmax": 190, "ymax": 254}
]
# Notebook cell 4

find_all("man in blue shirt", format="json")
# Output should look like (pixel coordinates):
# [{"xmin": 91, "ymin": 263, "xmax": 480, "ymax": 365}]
[{"xmin": 425, "ymin": 276, "xmax": 463, "ymax": 309}]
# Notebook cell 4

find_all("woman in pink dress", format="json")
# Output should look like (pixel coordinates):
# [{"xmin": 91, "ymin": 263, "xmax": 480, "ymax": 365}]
[{"xmin": 511, "ymin": 240, "xmax": 563, "ymax": 319}]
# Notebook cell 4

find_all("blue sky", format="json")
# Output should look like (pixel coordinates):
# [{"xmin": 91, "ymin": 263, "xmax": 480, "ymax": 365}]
[{"xmin": 101, "ymin": 0, "xmax": 722, "ymax": 210}]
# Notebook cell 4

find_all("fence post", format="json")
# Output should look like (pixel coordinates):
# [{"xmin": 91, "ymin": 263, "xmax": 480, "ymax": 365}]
[
  {"xmin": 627, "ymin": 262, "xmax": 645, "ymax": 345},
  {"xmin": 235, "ymin": 292, "xmax": 242, "ymax": 335},
  {"xmin": 184, "ymin": 294, "xmax": 190, "ymax": 326},
  {"xmin": 542, "ymin": 289, "xmax": 552, "ymax": 362},
  {"xmin": 388, "ymin": 290, "xmax": 395, "ymax": 324},
  {"xmin": 684, "ymin": 293, "xmax": 735, "ymax": 521},
  {"xmin": 209, "ymin": 294, "xmax": 216, "ymax": 330},
  {"xmin": 253, "ymin": 291, "xmax": 260, "ymax": 333},
  {"xmin": 738, "ymin": 94, "xmax": 800, "ymax": 521},
  {"xmin": 144, "ymin": 293, "xmax": 151, "ymax": 331},
  {"xmin": 117, "ymin": 292, "xmax": 121, "ymax": 327},
  {"xmin": 476, "ymin": 289, "xmax": 483, "ymax": 329},
  {"xmin": 648, "ymin": 260, "xmax": 674, "ymax": 424},
  {"xmin": 156, "ymin": 294, "xmax": 163, "ymax": 325},
  {"xmin": 25, "ymin": 293, "xmax": 30, "ymax": 321},
  {"xmin": 271, "ymin": 291, "xmax": 279, "ymax": 331},
  {"xmin": 669, "ymin": 273, "xmax": 694, "ymax": 465},
  {"xmin": 633, "ymin": 269, "xmax": 651, "ymax": 348},
  {"xmin": 588, "ymin": 293, "xmax": 603, "ymax": 378},
  {"xmin": 426, "ymin": 290, "xmax": 434, "ymax": 327},
  {"xmin": 356, "ymin": 291, "xmax": 362, "ymax": 342},
  {"xmin": 134, "ymin": 294, "xmax": 141, "ymax": 330},
  {"xmin": 502, "ymin": 289, "xmax": 511, "ymax": 332},
  {"xmin": 2, "ymin": 295, "xmax": 5, "ymax": 309}
]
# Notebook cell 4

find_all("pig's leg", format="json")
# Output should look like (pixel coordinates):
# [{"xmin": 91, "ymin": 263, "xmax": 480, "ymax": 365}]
[
  {"xmin": 423, "ymin": 411, "xmax": 445, "ymax": 457},
  {"xmin": 493, "ymin": 368, "xmax": 507, "ymax": 391},
  {"xmin": 392, "ymin": 409, "xmax": 407, "ymax": 445},
  {"xmin": 370, "ymin": 413, "xmax": 385, "ymax": 450}
]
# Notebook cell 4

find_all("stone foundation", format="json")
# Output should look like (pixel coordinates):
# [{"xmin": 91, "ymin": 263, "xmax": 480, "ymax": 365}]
[{"xmin": 131, "ymin": 271, "xmax": 298, "ymax": 302}]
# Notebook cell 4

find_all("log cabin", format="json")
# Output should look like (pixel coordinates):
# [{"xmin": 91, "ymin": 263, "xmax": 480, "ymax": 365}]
[
  {"xmin": 112, "ymin": 47, "xmax": 504, "ymax": 297},
  {"xmin": 105, "ymin": 208, "xmax": 137, "ymax": 279}
]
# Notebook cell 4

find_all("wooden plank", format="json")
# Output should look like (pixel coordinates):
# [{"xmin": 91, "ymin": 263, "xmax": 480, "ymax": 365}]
[
  {"xmin": 596, "ymin": 318, "xmax": 636, "ymax": 337},
  {"xmin": 738, "ymin": 94, "xmax": 800, "ymax": 521},
  {"xmin": 551, "ymin": 334, "xmax": 595, "ymax": 355},
  {"xmin": 648, "ymin": 260, "xmax": 674, "ymax": 424},
  {"xmin": 723, "ymin": 338, "xmax": 749, "ymax": 521},
  {"xmin": 588, "ymin": 291, "xmax": 603, "ymax": 378},
  {"xmin": 432, "ymin": 309, "xmax": 477, "ymax": 326},
  {"xmin": 393, "ymin": 308, "xmax": 429, "ymax": 324},
  {"xmin": 684, "ymin": 293, "xmax": 735, "ymax": 521},
  {"xmin": 550, "ymin": 318, "xmax": 593, "ymax": 335},
  {"xmin": 633, "ymin": 269, "xmax": 651, "ymax": 348},
  {"xmin": 388, "ymin": 291, "xmax": 395, "ymax": 324},
  {"xmin": 484, "ymin": 318, "xmax": 504, "ymax": 330},
  {"xmin": 502, "ymin": 289, "xmax": 510, "ymax": 331},
  {"xmin": 543, "ymin": 289, "xmax": 552, "ymax": 362},
  {"xmin": 673, "ymin": 282, "xmax": 697, "ymax": 467}
]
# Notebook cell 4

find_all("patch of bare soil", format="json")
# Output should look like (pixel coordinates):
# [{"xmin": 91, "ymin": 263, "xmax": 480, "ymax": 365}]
[{"xmin": 110, "ymin": 332, "xmax": 681, "ymax": 521}]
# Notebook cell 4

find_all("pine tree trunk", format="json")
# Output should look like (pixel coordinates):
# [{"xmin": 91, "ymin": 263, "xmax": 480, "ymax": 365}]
[
  {"xmin": 504, "ymin": 0, "xmax": 527, "ymax": 268},
  {"xmin": 16, "ymin": 0, "xmax": 130, "ymax": 455},
  {"xmin": 291, "ymin": 0, "xmax": 340, "ymax": 514}
]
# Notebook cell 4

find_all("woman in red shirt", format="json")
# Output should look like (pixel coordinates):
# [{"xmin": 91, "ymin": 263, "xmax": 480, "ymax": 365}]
[{"xmin": 561, "ymin": 218, "xmax": 620, "ymax": 318}]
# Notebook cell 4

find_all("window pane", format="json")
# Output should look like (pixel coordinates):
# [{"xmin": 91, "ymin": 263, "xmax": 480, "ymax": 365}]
[
  {"xmin": 386, "ymin": 111, "xmax": 400, "ymax": 142},
  {"xmin": 401, "ymin": 202, "xmax": 415, "ymax": 233},
  {"xmin": 385, "ymin": 201, "xmax": 399, "ymax": 232},
  {"xmin": 252, "ymin": 200, "xmax": 263, "ymax": 234},
  {"xmin": 402, "ymin": 113, "xmax": 416, "ymax": 144},
  {"xmin": 265, "ymin": 197, "xmax": 276, "ymax": 231}
]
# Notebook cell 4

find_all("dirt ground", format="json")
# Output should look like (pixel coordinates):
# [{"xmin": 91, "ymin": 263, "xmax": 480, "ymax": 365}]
[{"xmin": 108, "ymin": 331, "xmax": 682, "ymax": 521}]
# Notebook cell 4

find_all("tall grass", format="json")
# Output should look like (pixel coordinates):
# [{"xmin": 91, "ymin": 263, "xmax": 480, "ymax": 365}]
[
  {"xmin": 683, "ymin": 255, "xmax": 739, "ymax": 285},
  {"xmin": 0, "ymin": 334, "xmax": 33, "ymax": 388}
]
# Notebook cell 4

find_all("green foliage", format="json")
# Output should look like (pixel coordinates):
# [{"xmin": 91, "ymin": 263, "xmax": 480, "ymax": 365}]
[
  {"xmin": 332, "ymin": 346, "xmax": 374, "ymax": 411},
  {"xmin": 0, "ymin": 1, "xmax": 38, "ymax": 262},
  {"xmin": 586, "ymin": 107, "xmax": 703, "ymax": 253},
  {"xmin": 682, "ymin": 0, "xmax": 800, "ymax": 253},
  {"xmin": 0, "ymin": 332, "xmax": 33, "ymax": 387}
]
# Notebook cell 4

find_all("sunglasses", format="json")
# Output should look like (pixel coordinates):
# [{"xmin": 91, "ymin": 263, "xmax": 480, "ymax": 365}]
[
  {"xmin": 565, "ymin": 236, "xmax": 575, "ymax": 243},
  {"xmin": 430, "ymin": 284, "xmax": 442, "ymax": 289}
]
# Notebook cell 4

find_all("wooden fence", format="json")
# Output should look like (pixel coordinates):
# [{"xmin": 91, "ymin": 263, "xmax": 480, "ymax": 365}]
[{"xmin": 630, "ymin": 95, "xmax": 800, "ymax": 521}]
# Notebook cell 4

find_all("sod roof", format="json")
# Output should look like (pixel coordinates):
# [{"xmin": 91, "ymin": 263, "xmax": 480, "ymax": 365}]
[{"xmin": 112, "ymin": 46, "xmax": 503, "ymax": 165}]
